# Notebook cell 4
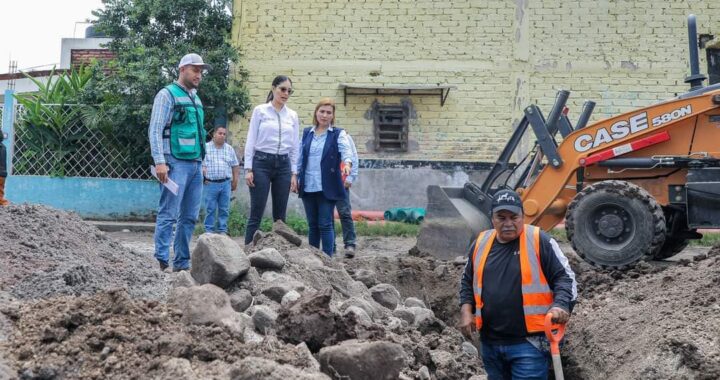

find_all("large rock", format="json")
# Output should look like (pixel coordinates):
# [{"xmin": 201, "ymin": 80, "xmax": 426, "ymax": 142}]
[
  {"xmin": 392, "ymin": 307, "xmax": 415, "ymax": 325},
  {"xmin": 273, "ymin": 220, "xmax": 303, "ymax": 246},
  {"xmin": 230, "ymin": 357, "xmax": 330, "ymax": 380},
  {"xmin": 171, "ymin": 271, "xmax": 197, "ymax": 288},
  {"xmin": 404, "ymin": 297, "xmax": 427, "ymax": 309},
  {"xmin": 229, "ymin": 289, "xmax": 253, "ymax": 312},
  {"xmin": 251, "ymin": 305, "xmax": 278, "ymax": 334},
  {"xmin": 191, "ymin": 234, "xmax": 250, "ymax": 288},
  {"xmin": 343, "ymin": 306, "xmax": 372, "ymax": 325},
  {"xmin": 260, "ymin": 272, "xmax": 306, "ymax": 302},
  {"xmin": 369, "ymin": 283, "xmax": 401, "ymax": 310},
  {"xmin": 281, "ymin": 290, "xmax": 301, "ymax": 306},
  {"xmin": 169, "ymin": 284, "xmax": 252, "ymax": 336},
  {"xmin": 318, "ymin": 340, "xmax": 406, "ymax": 380},
  {"xmin": 276, "ymin": 289, "xmax": 350, "ymax": 352},
  {"xmin": 296, "ymin": 342, "xmax": 321, "ymax": 372},
  {"xmin": 352, "ymin": 269, "xmax": 378, "ymax": 288},
  {"xmin": 248, "ymin": 248, "xmax": 286, "ymax": 270},
  {"xmin": 340, "ymin": 297, "xmax": 379, "ymax": 321}
]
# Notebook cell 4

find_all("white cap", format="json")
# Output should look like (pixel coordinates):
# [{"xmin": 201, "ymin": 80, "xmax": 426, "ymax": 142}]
[{"xmin": 178, "ymin": 53, "xmax": 211, "ymax": 70}]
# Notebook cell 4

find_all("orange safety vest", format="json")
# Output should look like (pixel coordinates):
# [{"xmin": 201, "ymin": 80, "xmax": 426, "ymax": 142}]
[{"xmin": 471, "ymin": 224, "xmax": 553, "ymax": 333}]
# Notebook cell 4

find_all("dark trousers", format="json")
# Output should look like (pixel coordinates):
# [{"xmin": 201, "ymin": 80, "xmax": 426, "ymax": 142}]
[
  {"xmin": 335, "ymin": 190, "xmax": 356, "ymax": 248},
  {"xmin": 301, "ymin": 191, "xmax": 337, "ymax": 256},
  {"xmin": 245, "ymin": 152, "xmax": 291, "ymax": 244}
]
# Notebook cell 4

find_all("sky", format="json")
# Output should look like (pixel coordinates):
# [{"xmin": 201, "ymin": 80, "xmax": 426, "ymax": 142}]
[{"xmin": 2, "ymin": 0, "xmax": 105, "ymax": 73}]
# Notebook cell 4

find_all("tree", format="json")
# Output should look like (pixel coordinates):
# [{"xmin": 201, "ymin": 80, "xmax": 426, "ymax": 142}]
[{"xmin": 84, "ymin": 0, "xmax": 250, "ymax": 169}]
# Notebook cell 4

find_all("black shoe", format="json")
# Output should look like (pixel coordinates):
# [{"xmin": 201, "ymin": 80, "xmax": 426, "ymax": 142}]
[
  {"xmin": 344, "ymin": 246, "xmax": 356, "ymax": 259},
  {"xmin": 158, "ymin": 261, "xmax": 169, "ymax": 271}
]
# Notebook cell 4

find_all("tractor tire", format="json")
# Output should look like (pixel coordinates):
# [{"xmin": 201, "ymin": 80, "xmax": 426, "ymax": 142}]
[{"xmin": 565, "ymin": 180, "xmax": 666, "ymax": 270}]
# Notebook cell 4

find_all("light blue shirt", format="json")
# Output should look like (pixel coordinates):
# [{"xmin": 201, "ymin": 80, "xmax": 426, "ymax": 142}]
[
  {"xmin": 298, "ymin": 126, "xmax": 352, "ymax": 193},
  {"xmin": 345, "ymin": 133, "xmax": 359, "ymax": 184}
]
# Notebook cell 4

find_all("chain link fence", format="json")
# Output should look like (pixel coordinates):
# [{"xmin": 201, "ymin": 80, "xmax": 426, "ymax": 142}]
[{"xmin": 12, "ymin": 104, "xmax": 152, "ymax": 179}]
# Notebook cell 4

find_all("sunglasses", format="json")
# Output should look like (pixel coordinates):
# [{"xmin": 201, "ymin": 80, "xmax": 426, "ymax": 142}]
[{"xmin": 276, "ymin": 86, "xmax": 294, "ymax": 95}]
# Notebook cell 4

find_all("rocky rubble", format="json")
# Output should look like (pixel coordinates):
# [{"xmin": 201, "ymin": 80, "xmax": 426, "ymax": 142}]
[{"xmin": 0, "ymin": 217, "xmax": 483, "ymax": 379}]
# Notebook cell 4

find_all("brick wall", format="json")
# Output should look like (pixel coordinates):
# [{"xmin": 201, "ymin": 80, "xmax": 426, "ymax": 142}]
[
  {"xmin": 70, "ymin": 49, "xmax": 115, "ymax": 67},
  {"xmin": 230, "ymin": 0, "xmax": 720, "ymax": 163}
]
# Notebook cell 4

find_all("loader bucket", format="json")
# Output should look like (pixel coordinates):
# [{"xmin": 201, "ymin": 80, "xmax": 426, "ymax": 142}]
[{"xmin": 416, "ymin": 185, "xmax": 492, "ymax": 260}]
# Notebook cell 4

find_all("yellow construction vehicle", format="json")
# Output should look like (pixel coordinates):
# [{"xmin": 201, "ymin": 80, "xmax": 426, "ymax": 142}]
[{"xmin": 417, "ymin": 15, "xmax": 720, "ymax": 269}]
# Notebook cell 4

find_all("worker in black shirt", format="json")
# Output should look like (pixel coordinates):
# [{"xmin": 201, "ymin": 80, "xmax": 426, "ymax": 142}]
[{"xmin": 458, "ymin": 189, "xmax": 577, "ymax": 380}]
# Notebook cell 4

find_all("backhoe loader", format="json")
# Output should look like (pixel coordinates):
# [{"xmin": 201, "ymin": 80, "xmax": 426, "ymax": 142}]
[{"xmin": 417, "ymin": 15, "xmax": 720, "ymax": 269}]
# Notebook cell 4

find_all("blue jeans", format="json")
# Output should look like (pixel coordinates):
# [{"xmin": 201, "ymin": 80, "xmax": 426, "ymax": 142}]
[
  {"xmin": 335, "ymin": 190, "xmax": 356, "ymax": 248},
  {"xmin": 481, "ymin": 341, "xmax": 550, "ymax": 380},
  {"xmin": 204, "ymin": 180, "xmax": 231, "ymax": 233},
  {"xmin": 301, "ymin": 191, "xmax": 337, "ymax": 256},
  {"xmin": 154, "ymin": 154, "xmax": 203, "ymax": 270},
  {"xmin": 245, "ymin": 152, "xmax": 292, "ymax": 244}
]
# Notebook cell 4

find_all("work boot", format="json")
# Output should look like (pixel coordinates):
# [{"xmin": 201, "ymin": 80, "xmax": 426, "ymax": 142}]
[
  {"xmin": 158, "ymin": 261, "xmax": 169, "ymax": 271},
  {"xmin": 0, "ymin": 177, "xmax": 9, "ymax": 206},
  {"xmin": 344, "ymin": 246, "xmax": 356, "ymax": 259}
]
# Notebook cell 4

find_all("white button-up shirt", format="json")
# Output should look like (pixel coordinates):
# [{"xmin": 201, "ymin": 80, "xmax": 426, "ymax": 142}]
[{"xmin": 243, "ymin": 102, "xmax": 300, "ymax": 174}]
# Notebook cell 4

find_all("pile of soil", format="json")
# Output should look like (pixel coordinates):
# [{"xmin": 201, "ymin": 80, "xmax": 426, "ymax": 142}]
[
  {"xmin": 0, "ymin": 205, "xmax": 166, "ymax": 300},
  {"xmin": 564, "ymin": 247, "xmax": 720, "ymax": 379},
  {"xmin": 0, "ymin": 289, "xmax": 313, "ymax": 380}
]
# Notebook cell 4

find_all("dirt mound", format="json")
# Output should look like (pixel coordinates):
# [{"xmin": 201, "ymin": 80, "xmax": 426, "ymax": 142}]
[
  {"xmin": 0, "ymin": 204, "xmax": 166, "ymax": 300},
  {"xmin": 565, "ymin": 249, "xmax": 720, "ymax": 379},
  {"xmin": 0, "ymin": 289, "xmax": 316, "ymax": 380}
]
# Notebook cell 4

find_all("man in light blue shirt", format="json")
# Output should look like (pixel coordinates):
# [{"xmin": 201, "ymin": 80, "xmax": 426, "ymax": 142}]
[
  {"xmin": 202, "ymin": 126, "xmax": 240, "ymax": 234},
  {"xmin": 335, "ymin": 133, "xmax": 359, "ymax": 257}
]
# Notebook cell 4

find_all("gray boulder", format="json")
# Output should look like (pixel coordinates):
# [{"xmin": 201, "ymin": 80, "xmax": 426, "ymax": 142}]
[
  {"xmin": 171, "ymin": 271, "xmax": 197, "ymax": 288},
  {"xmin": 352, "ymin": 269, "xmax": 378, "ymax": 288},
  {"xmin": 229, "ymin": 289, "xmax": 253, "ymax": 312},
  {"xmin": 281, "ymin": 290, "xmax": 301, "ymax": 306},
  {"xmin": 343, "ymin": 306, "xmax": 372, "ymax": 325},
  {"xmin": 260, "ymin": 272, "xmax": 306, "ymax": 302},
  {"xmin": 404, "ymin": 297, "xmax": 427, "ymax": 309},
  {"xmin": 191, "ymin": 233, "xmax": 250, "ymax": 288},
  {"xmin": 369, "ymin": 283, "xmax": 401, "ymax": 310},
  {"xmin": 169, "ymin": 284, "xmax": 252, "ymax": 336},
  {"xmin": 392, "ymin": 307, "xmax": 415, "ymax": 325},
  {"xmin": 318, "ymin": 340, "xmax": 406, "ymax": 380},
  {"xmin": 296, "ymin": 342, "xmax": 321, "ymax": 372},
  {"xmin": 273, "ymin": 220, "xmax": 303, "ymax": 246},
  {"xmin": 251, "ymin": 305, "xmax": 278, "ymax": 334},
  {"xmin": 248, "ymin": 248, "xmax": 286, "ymax": 270},
  {"xmin": 340, "ymin": 297, "xmax": 378, "ymax": 321}
]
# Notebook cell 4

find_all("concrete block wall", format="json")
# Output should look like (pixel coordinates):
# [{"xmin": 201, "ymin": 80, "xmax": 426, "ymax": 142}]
[{"xmin": 230, "ymin": 0, "xmax": 720, "ymax": 164}]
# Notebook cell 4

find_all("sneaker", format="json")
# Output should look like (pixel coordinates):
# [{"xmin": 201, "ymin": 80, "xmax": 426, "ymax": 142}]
[
  {"xmin": 158, "ymin": 261, "xmax": 169, "ymax": 271},
  {"xmin": 344, "ymin": 246, "xmax": 356, "ymax": 259}
]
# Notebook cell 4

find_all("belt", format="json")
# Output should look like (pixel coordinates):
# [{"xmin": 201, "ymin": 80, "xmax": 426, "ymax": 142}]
[
  {"xmin": 205, "ymin": 178, "xmax": 230, "ymax": 183},
  {"xmin": 254, "ymin": 151, "xmax": 289, "ymax": 159}
]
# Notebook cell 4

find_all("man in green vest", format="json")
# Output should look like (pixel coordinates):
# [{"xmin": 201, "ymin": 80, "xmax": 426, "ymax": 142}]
[{"xmin": 148, "ymin": 53, "xmax": 209, "ymax": 272}]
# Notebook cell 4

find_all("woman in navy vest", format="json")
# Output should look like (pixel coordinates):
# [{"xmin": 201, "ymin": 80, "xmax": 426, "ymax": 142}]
[{"xmin": 295, "ymin": 98, "xmax": 353, "ymax": 255}]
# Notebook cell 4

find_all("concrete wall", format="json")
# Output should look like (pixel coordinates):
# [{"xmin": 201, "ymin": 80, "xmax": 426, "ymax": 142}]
[
  {"xmin": 5, "ymin": 176, "xmax": 159, "ymax": 220},
  {"xmin": 230, "ymin": 0, "xmax": 720, "ymax": 163}
]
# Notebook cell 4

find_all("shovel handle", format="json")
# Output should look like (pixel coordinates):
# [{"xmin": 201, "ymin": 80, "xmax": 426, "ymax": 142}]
[{"xmin": 544, "ymin": 313, "xmax": 565, "ymax": 355}]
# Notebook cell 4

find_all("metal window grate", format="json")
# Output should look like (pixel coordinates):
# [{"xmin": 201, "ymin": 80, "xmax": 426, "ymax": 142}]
[{"xmin": 373, "ymin": 104, "xmax": 409, "ymax": 152}]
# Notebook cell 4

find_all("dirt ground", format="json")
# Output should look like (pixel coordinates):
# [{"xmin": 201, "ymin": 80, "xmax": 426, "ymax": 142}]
[{"xmin": 2, "ymin": 204, "xmax": 720, "ymax": 379}]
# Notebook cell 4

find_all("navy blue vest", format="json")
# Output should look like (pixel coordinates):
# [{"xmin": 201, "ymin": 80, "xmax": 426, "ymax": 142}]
[{"xmin": 298, "ymin": 127, "xmax": 346, "ymax": 201}]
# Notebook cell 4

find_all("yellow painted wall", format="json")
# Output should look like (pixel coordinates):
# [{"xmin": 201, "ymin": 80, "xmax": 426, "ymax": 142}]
[{"xmin": 230, "ymin": 0, "xmax": 719, "ymax": 162}]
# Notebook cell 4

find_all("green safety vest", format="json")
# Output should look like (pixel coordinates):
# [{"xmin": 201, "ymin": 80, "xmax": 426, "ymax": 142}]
[{"xmin": 163, "ymin": 83, "xmax": 206, "ymax": 160}]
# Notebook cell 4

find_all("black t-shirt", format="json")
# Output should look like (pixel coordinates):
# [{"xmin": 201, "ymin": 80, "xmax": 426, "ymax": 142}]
[{"xmin": 478, "ymin": 238, "xmax": 532, "ymax": 344}]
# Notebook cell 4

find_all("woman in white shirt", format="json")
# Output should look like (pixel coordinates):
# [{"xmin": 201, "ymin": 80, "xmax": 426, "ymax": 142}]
[{"xmin": 243, "ymin": 75, "xmax": 300, "ymax": 245}]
